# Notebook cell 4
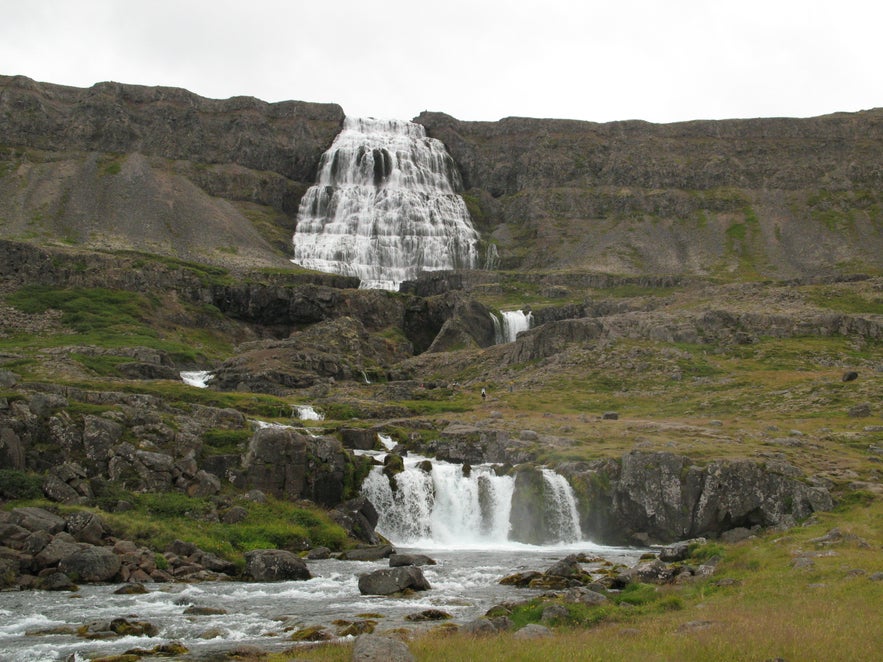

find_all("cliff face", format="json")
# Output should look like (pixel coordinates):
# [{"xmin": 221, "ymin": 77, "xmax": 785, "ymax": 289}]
[
  {"xmin": 416, "ymin": 110, "xmax": 883, "ymax": 277},
  {"xmin": 0, "ymin": 75, "xmax": 344, "ymax": 268},
  {"xmin": 2, "ymin": 74, "xmax": 881, "ymax": 278}
]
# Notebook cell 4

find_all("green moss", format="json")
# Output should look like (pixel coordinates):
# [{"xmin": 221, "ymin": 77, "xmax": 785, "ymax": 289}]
[
  {"xmin": 0, "ymin": 470, "xmax": 44, "ymax": 500},
  {"xmin": 202, "ymin": 428, "xmax": 252, "ymax": 455}
]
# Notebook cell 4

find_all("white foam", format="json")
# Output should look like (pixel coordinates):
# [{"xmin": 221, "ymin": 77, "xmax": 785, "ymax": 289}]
[{"xmin": 180, "ymin": 370, "xmax": 213, "ymax": 388}]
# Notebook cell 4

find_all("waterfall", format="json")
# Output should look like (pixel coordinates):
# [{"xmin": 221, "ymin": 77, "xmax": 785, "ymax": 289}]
[
  {"xmin": 484, "ymin": 243, "xmax": 500, "ymax": 270},
  {"xmin": 292, "ymin": 405, "xmax": 323, "ymax": 421},
  {"xmin": 540, "ymin": 468, "xmax": 583, "ymax": 543},
  {"xmin": 489, "ymin": 313, "xmax": 503, "ymax": 345},
  {"xmin": 361, "ymin": 456, "xmax": 582, "ymax": 547},
  {"xmin": 292, "ymin": 117, "xmax": 480, "ymax": 290},
  {"xmin": 494, "ymin": 310, "xmax": 533, "ymax": 344}
]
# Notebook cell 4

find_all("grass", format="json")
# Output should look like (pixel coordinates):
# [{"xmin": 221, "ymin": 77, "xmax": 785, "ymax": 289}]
[
  {"xmin": 7, "ymin": 285, "xmax": 151, "ymax": 337},
  {"xmin": 3, "ymin": 492, "xmax": 351, "ymax": 564}
]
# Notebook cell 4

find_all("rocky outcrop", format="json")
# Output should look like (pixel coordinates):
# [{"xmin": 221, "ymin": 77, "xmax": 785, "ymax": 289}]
[
  {"xmin": 331, "ymin": 496, "xmax": 381, "ymax": 545},
  {"xmin": 0, "ymin": 505, "xmax": 259, "ymax": 590},
  {"xmin": 0, "ymin": 75, "xmax": 344, "ymax": 179},
  {"xmin": 236, "ymin": 426, "xmax": 351, "ymax": 506},
  {"xmin": 567, "ymin": 451, "xmax": 834, "ymax": 545},
  {"xmin": 0, "ymin": 76, "xmax": 344, "ymax": 269},
  {"xmin": 503, "ymin": 307, "xmax": 883, "ymax": 365}
]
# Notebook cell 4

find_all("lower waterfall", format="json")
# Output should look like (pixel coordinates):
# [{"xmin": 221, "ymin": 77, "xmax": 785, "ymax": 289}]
[
  {"xmin": 491, "ymin": 310, "xmax": 534, "ymax": 344},
  {"xmin": 361, "ymin": 454, "xmax": 582, "ymax": 547}
]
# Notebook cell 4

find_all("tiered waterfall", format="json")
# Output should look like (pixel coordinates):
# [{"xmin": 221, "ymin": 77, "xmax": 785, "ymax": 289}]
[{"xmin": 292, "ymin": 117, "xmax": 479, "ymax": 290}]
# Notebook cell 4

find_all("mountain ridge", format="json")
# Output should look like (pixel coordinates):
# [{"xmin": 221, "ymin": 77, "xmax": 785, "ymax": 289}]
[{"xmin": 2, "ymin": 74, "xmax": 881, "ymax": 279}]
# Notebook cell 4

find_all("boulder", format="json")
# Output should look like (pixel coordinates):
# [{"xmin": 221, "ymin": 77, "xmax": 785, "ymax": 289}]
[
  {"xmin": 187, "ymin": 470, "xmax": 221, "ymax": 497},
  {"xmin": 405, "ymin": 609, "xmax": 452, "ymax": 621},
  {"xmin": 351, "ymin": 634, "xmax": 416, "ymax": 662},
  {"xmin": 848, "ymin": 403, "xmax": 872, "ymax": 418},
  {"xmin": 499, "ymin": 571, "xmax": 543, "ymax": 587},
  {"xmin": 59, "ymin": 546, "xmax": 121, "ymax": 582},
  {"xmin": 1, "ymin": 557, "xmax": 21, "ymax": 588},
  {"xmin": 200, "ymin": 552, "xmax": 236, "ymax": 574},
  {"xmin": 23, "ymin": 530, "xmax": 52, "ymax": 555},
  {"xmin": 613, "ymin": 559, "xmax": 676, "ymax": 587},
  {"xmin": 389, "ymin": 553, "xmax": 436, "ymax": 567},
  {"xmin": 41, "ymin": 475, "xmax": 82, "ymax": 504},
  {"xmin": 238, "ymin": 426, "xmax": 350, "ymax": 506},
  {"xmin": 65, "ymin": 512, "xmax": 107, "ymax": 546},
  {"xmin": 340, "ymin": 428, "xmax": 377, "ymax": 451},
  {"xmin": 0, "ymin": 522, "xmax": 32, "ymax": 549},
  {"xmin": 332, "ymin": 496, "xmax": 381, "ymax": 545},
  {"xmin": 34, "ymin": 537, "xmax": 85, "ymax": 569},
  {"xmin": 546, "ymin": 554, "xmax": 585, "ymax": 578},
  {"xmin": 0, "ymin": 369, "xmax": 18, "ymax": 388},
  {"xmin": 244, "ymin": 549, "xmax": 311, "ymax": 582},
  {"xmin": 221, "ymin": 506, "xmax": 249, "ymax": 524},
  {"xmin": 77, "ymin": 618, "xmax": 158, "ymax": 639},
  {"xmin": 0, "ymin": 426, "xmax": 25, "ymax": 471},
  {"xmin": 341, "ymin": 545, "xmax": 395, "ymax": 561},
  {"xmin": 514, "ymin": 623, "xmax": 553, "ymax": 639},
  {"xmin": 10, "ymin": 507, "xmax": 66, "ymax": 534},
  {"xmin": 459, "ymin": 618, "xmax": 498, "ymax": 636},
  {"xmin": 37, "ymin": 571, "xmax": 79, "ymax": 591},
  {"xmin": 357, "ymin": 566, "xmax": 431, "ymax": 595},
  {"xmin": 659, "ymin": 540, "xmax": 693, "ymax": 562},
  {"xmin": 563, "ymin": 587, "xmax": 608, "ymax": 605}
]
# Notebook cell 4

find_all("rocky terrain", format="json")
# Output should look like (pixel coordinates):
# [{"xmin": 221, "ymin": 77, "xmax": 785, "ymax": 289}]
[{"xmin": 0, "ymin": 74, "xmax": 881, "ymax": 660}]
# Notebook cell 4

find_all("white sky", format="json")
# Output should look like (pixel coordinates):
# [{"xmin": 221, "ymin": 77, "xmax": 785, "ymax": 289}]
[{"xmin": 1, "ymin": 0, "xmax": 880, "ymax": 124}]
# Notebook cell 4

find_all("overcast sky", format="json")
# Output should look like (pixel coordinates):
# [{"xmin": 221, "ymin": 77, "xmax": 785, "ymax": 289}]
[{"xmin": 2, "ymin": 0, "xmax": 880, "ymax": 124}]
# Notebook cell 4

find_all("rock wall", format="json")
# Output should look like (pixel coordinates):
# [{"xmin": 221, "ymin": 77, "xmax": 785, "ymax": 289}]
[
  {"xmin": 0, "ymin": 76, "xmax": 344, "ymax": 267},
  {"xmin": 416, "ymin": 110, "xmax": 883, "ymax": 277},
  {"xmin": 564, "ymin": 451, "xmax": 833, "ymax": 545},
  {"xmin": 0, "ymin": 384, "xmax": 360, "ymax": 509}
]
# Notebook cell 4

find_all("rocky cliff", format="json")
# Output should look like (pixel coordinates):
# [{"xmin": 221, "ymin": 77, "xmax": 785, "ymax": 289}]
[
  {"xmin": 0, "ymin": 75, "xmax": 343, "ymax": 268},
  {"xmin": 416, "ymin": 110, "xmax": 883, "ymax": 278},
  {"xmin": 2, "ymin": 75, "xmax": 881, "ymax": 279}
]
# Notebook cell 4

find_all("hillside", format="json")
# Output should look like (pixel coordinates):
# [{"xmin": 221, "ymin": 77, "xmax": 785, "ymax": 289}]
[
  {"xmin": 2, "ymin": 75, "xmax": 881, "ymax": 278},
  {"xmin": 0, "ymin": 75, "xmax": 881, "ymax": 660}
]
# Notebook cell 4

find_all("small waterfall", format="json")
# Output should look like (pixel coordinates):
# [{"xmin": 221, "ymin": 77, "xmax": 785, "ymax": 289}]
[
  {"xmin": 292, "ymin": 405, "xmax": 324, "ymax": 421},
  {"xmin": 180, "ymin": 370, "xmax": 213, "ymax": 388},
  {"xmin": 361, "ymin": 456, "xmax": 582, "ymax": 547},
  {"xmin": 496, "ymin": 310, "xmax": 533, "ymax": 344},
  {"xmin": 489, "ymin": 313, "xmax": 503, "ymax": 345},
  {"xmin": 540, "ymin": 468, "xmax": 583, "ymax": 543},
  {"xmin": 484, "ymin": 243, "xmax": 500, "ymax": 270},
  {"xmin": 292, "ymin": 117, "xmax": 480, "ymax": 290}
]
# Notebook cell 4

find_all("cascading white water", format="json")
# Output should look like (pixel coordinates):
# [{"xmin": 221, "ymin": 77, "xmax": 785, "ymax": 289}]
[
  {"xmin": 293, "ymin": 405, "xmax": 323, "ymax": 421},
  {"xmin": 490, "ymin": 313, "xmax": 503, "ymax": 345},
  {"xmin": 361, "ymin": 455, "xmax": 582, "ymax": 547},
  {"xmin": 540, "ymin": 468, "xmax": 583, "ymax": 543},
  {"xmin": 492, "ymin": 310, "xmax": 533, "ymax": 344},
  {"xmin": 292, "ymin": 117, "xmax": 480, "ymax": 290}
]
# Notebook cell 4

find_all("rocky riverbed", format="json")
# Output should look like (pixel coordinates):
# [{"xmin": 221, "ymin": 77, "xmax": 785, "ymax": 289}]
[{"xmin": 1, "ymin": 541, "xmax": 650, "ymax": 661}]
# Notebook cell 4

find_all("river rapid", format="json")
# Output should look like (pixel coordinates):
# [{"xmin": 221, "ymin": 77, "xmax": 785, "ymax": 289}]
[{"xmin": 0, "ymin": 543, "xmax": 643, "ymax": 661}]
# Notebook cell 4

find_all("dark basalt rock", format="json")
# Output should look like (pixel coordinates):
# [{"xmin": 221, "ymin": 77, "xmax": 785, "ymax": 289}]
[
  {"xmin": 58, "ymin": 546, "xmax": 121, "ymax": 582},
  {"xmin": 357, "ymin": 566, "xmax": 431, "ymax": 595},
  {"xmin": 244, "ymin": 549, "xmax": 311, "ymax": 582}
]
